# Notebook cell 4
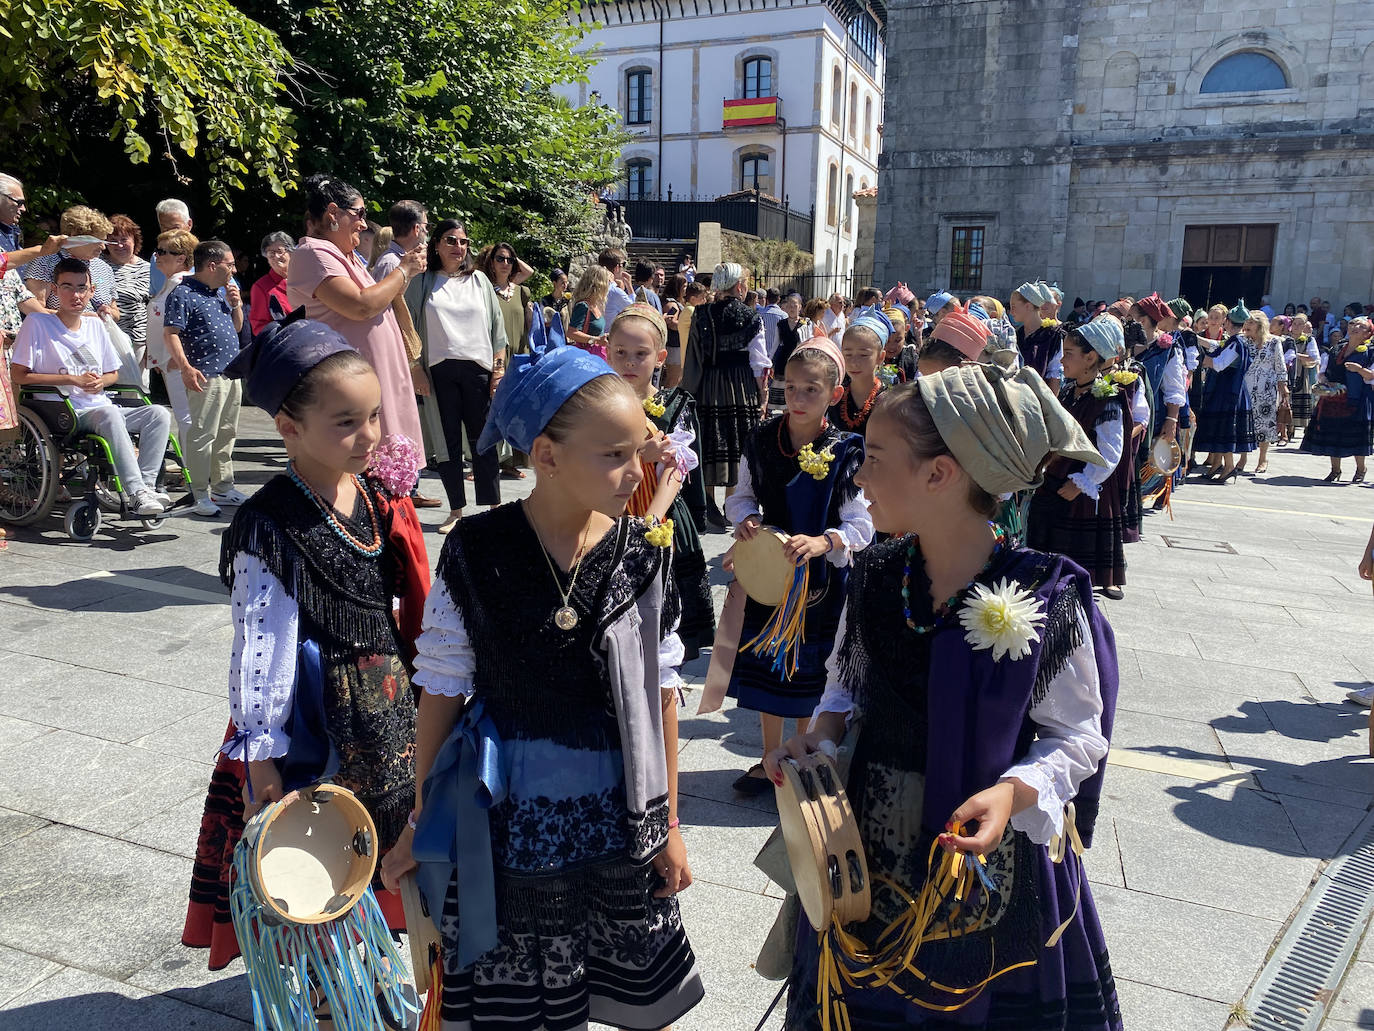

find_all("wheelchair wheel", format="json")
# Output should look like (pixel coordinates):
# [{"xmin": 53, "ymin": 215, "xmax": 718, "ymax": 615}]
[
  {"xmin": 94, "ymin": 480, "xmax": 123, "ymax": 514},
  {"xmin": 64, "ymin": 499, "xmax": 102, "ymax": 541},
  {"xmin": 0, "ymin": 406, "xmax": 60, "ymax": 525},
  {"xmin": 139, "ymin": 514, "xmax": 165, "ymax": 530}
]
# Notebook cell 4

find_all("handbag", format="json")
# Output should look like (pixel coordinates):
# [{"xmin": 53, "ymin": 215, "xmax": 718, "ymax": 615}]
[{"xmin": 100, "ymin": 314, "xmax": 147, "ymax": 388}]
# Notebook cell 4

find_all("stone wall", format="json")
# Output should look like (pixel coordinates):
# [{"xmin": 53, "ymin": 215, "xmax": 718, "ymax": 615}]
[{"xmin": 874, "ymin": 0, "xmax": 1374, "ymax": 304}]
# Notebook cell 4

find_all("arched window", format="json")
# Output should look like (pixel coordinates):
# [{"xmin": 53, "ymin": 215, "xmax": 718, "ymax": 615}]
[
  {"xmin": 843, "ymin": 172, "xmax": 854, "ymax": 232},
  {"xmin": 1200, "ymin": 52, "xmax": 1288, "ymax": 93},
  {"xmin": 626, "ymin": 68, "xmax": 652, "ymax": 125},
  {"xmin": 626, "ymin": 159, "xmax": 653, "ymax": 200},
  {"xmin": 826, "ymin": 164, "xmax": 838, "ymax": 226},
  {"xmin": 740, "ymin": 151, "xmax": 772, "ymax": 195},
  {"xmin": 743, "ymin": 56, "xmax": 773, "ymax": 99},
  {"xmin": 830, "ymin": 68, "xmax": 842, "ymax": 126},
  {"xmin": 863, "ymin": 96, "xmax": 873, "ymax": 151},
  {"xmin": 848, "ymin": 83, "xmax": 858, "ymax": 139}
]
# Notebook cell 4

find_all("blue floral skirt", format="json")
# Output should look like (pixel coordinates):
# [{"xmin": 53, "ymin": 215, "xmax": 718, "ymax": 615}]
[{"xmin": 436, "ymin": 736, "xmax": 704, "ymax": 1030}]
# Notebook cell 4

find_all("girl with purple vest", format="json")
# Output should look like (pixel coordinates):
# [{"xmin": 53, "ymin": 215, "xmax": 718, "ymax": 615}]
[{"xmin": 765, "ymin": 363, "xmax": 1122, "ymax": 1030}]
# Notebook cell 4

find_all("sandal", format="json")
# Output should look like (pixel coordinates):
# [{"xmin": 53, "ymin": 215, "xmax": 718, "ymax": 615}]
[{"xmin": 500, "ymin": 468, "xmax": 527, "ymax": 480}]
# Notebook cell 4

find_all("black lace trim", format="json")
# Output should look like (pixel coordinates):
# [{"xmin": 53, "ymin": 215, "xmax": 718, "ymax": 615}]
[{"xmin": 219, "ymin": 475, "xmax": 399, "ymax": 658}]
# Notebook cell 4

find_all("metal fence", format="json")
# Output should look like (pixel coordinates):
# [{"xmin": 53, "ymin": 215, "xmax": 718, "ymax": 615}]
[
  {"xmin": 623, "ymin": 196, "xmax": 814, "ymax": 251},
  {"xmin": 742, "ymin": 269, "xmax": 867, "ymax": 302}
]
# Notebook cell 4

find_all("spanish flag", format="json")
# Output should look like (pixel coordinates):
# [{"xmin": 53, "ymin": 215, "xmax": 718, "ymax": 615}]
[{"xmin": 723, "ymin": 96, "xmax": 778, "ymax": 128}]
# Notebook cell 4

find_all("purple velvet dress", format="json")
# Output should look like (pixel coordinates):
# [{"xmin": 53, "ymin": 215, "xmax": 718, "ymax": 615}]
[{"xmin": 786, "ymin": 541, "xmax": 1123, "ymax": 1030}]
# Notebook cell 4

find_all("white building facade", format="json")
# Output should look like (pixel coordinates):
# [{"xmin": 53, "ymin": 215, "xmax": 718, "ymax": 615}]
[{"xmin": 561, "ymin": 0, "xmax": 886, "ymax": 284}]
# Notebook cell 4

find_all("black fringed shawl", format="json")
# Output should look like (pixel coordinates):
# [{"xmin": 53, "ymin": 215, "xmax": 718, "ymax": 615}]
[{"xmin": 219, "ymin": 474, "xmax": 402, "ymax": 661}]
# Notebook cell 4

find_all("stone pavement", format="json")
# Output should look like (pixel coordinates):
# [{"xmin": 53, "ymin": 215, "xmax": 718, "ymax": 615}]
[{"xmin": 2, "ymin": 409, "xmax": 1373, "ymax": 1030}]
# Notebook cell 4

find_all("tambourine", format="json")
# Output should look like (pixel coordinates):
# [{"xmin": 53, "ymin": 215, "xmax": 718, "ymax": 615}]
[
  {"xmin": 1313, "ymin": 383, "xmax": 1346, "ymax": 398},
  {"xmin": 775, "ymin": 752, "xmax": 871, "ymax": 928},
  {"xmin": 1140, "ymin": 435, "xmax": 1181, "ymax": 485},
  {"xmin": 400, "ymin": 872, "xmax": 442, "ymax": 993},
  {"xmin": 238, "ymin": 783, "xmax": 377, "ymax": 925},
  {"xmin": 733, "ymin": 526, "xmax": 795, "ymax": 607}
]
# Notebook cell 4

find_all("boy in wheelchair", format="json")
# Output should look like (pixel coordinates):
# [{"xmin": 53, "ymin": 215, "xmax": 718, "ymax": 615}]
[{"xmin": 9, "ymin": 257, "xmax": 173, "ymax": 516}]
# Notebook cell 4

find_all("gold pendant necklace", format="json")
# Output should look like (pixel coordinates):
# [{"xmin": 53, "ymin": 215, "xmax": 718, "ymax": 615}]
[{"xmin": 524, "ymin": 500, "xmax": 593, "ymax": 631}]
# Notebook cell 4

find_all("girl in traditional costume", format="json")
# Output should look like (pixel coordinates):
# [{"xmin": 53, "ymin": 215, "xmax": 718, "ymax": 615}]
[
  {"xmin": 606, "ymin": 301, "xmax": 716, "ymax": 660},
  {"xmin": 382, "ymin": 345, "xmax": 704, "ymax": 1030},
  {"xmin": 1009, "ymin": 281, "xmax": 1063, "ymax": 392},
  {"xmin": 1192, "ymin": 301, "xmax": 1256, "ymax": 483},
  {"xmin": 1302, "ymin": 314, "xmax": 1374, "ymax": 482},
  {"xmin": 830, "ymin": 308, "xmax": 893, "ymax": 436},
  {"xmin": 182, "ymin": 314, "xmax": 430, "ymax": 982},
  {"xmin": 765, "ymin": 360, "xmax": 1122, "ymax": 1031},
  {"xmin": 1027, "ymin": 317, "xmax": 1134, "ymax": 598},
  {"xmin": 709, "ymin": 338, "xmax": 872, "ymax": 796}
]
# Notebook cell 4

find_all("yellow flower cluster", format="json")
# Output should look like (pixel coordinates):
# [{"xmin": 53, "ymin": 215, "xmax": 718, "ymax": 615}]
[
  {"xmin": 1090, "ymin": 375, "xmax": 1119, "ymax": 398},
  {"xmin": 797, "ymin": 443, "xmax": 835, "ymax": 481},
  {"xmin": 643, "ymin": 396, "xmax": 667, "ymax": 418},
  {"xmin": 1040, "ymin": 318, "xmax": 1058, "ymax": 329},
  {"xmin": 644, "ymin": 518, "xmax": 674, "ymax": 548},
  {"xmin": 1110, "ymin": 370, "xmax": 1139, "ymax": 386},
  {"xmin": 1357, "ymin": 345, "xmax": 1369, "ymax": 354}
]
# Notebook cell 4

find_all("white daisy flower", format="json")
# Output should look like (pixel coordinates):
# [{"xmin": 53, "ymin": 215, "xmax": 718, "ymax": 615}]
[{"xmin": 958, "ymin": 578, "xmax": 1047, "ymax": 661}]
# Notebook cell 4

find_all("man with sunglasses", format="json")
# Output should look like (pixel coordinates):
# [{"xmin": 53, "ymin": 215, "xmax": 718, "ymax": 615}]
[
  {"xmin": 0, "ymin": 173, "xmax": 24, "ymax": 255},
  {"xmin": 597, "ymin": 247, "xmax": 635, "ymax": 324}
]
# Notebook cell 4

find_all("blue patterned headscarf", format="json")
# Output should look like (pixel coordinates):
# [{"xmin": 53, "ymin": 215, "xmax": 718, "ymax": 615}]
[
  {"xmin": 1074, "ymin": 315, "xmax": 1125, "ymax": 361},
  {"xmin": 476, "ymin": 345, "xmax": 616, "ymax": 454},
  {"xmin": 847, "ymin": 305, "xmax": 895, "ymax": 341}
]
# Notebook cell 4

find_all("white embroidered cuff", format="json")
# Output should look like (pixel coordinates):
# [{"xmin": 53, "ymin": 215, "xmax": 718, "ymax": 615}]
[
  {"xmin": 1003, "ymin": 762, "xmax": 1066, "ymax": 845},
  {"xmin": 1067, "ymin": 472, "xmax": 1100, "ymax": 501}
]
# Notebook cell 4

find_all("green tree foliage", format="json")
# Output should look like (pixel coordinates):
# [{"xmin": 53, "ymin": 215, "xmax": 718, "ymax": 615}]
[
  {"xmin": 1, "ymin": 0, "xmax": 623, "ymax": 265},
  {"xmin": 0, "ymin": 0, "xmax": 297, "ymax": 208},
  {"xmin": 233, "ymin": 0, "xmax": 624, "ymax": 263}
]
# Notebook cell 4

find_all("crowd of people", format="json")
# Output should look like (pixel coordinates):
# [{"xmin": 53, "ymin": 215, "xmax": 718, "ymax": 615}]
[{"xmin": 6, "ymin": 165, "xmax": 1374, "ymax": 1031}]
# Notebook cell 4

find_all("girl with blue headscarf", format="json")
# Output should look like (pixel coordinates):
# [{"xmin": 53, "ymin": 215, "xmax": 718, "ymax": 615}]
[{"xmin": 383, "ymin": 345, "xmax": 704, "ymax": 1030}]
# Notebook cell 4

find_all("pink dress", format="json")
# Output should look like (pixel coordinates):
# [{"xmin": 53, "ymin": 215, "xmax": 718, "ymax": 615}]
[{"xmin": 286, "ymin": 237, "xmax": 424, "ymax": 464}]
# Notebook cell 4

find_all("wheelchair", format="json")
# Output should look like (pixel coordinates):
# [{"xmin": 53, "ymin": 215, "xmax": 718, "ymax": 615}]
[{"xmin": 0, "ymin": 384, "xmax": 191, "ymax": 541}]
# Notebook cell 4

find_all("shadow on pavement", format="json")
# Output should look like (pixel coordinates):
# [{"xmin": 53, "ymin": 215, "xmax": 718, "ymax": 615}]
[
  {"xmin": 0, "ymin": 563, "xmax": 226, "ymax": 611},
  {"xmin": 1, "ymin": 979, "xmax": 251, "ymax": 1029}
]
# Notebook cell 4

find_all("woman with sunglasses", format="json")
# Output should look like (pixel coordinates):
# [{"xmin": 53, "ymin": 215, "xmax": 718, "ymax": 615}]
[
  {"xmin": 404, "ymin": 219, "xmax": 509, "ymax": 534},
  {"xmin": 476, "ymin": 240, "xmax": 534, "ymax": 478},
  {"xmin": 286, "ymin": 173, "xmax": 427, "ymax": 461}
]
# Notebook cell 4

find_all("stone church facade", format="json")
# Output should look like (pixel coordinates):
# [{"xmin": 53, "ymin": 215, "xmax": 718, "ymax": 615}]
[{"xmin": 872, "ymin": 0, "xmax": 1374, "ymax": 311}]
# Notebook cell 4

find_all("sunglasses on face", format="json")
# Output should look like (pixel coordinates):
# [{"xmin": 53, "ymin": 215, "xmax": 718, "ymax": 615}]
[
  {"xmin": 154, "ymin": 248, "xmax": 187, "ymax": 257},
  {"xmin": 494, "ymin": 255, "xmax": 514, "ymax": 264},
  {"xmin": 1, "ymin": 193, "xmax": 24, "ymax": 208},
  {"xmin": 342, "ymin": 205, "xmax": 367, "ymax": 220},
  {"xmin": 441, "ymin": 235, "xmax": 468, "ymax": 246}
]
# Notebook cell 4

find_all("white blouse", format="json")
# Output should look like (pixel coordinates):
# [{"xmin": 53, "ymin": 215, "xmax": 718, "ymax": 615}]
[
  {"xmin": 225, "ymin": 553, "xmax": 299, "ymax": 761},
  {"xmin": 413, "ymin": 579, "xmax": 686, "ymax": 699},
  {"xmin": 813, "ymin": 602, "xmax": 1108, "ymax": 844},
  {"xmin": 722, "ymin": 452, "xmax": 874, "ymax": 565}
]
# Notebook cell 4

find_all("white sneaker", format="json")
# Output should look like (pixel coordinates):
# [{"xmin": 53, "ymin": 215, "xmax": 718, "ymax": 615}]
[
  {"xmin": 193, "ymin": 495, "xmax": 222, "ymax": 518},
  {"xmin": 150, "ymin": 490, "xmax": 174, "ymax": 510},
  {"xmin": 131, "ymin": 489, "xmax": 164, "ymax": 516},
  {"xmin": 1346, "ymin": 685, "xmax": 1374, "ymax": 708},
  {"xmin": 209, "ymin": 487, "xmax": 249, "ymax": 507}
]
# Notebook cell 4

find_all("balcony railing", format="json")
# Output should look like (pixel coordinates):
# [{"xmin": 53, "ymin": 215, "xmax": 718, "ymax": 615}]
[{"xmin": 622, "ymin": 193, "xmax": 814, "ymax": 251}]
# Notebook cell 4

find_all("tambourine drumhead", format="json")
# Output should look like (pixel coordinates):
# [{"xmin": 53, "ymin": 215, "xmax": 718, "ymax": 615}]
[
  {"xmin": 1150, "ymin": 436, "xmax": 1181, "ymax": 475},
  {"xmin": 775, "ymin": 753, "xmax": 870, "ymax": 929},
  {"xmin": 242, "ymin": 784, "xmax": 377, "ymax": 925},
  {"xmin": 733, "ymin": 527, "xmax": 794, "ymax": 607}
]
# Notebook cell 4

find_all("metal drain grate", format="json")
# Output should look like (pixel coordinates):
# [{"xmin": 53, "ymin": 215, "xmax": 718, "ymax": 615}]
[{"xmin": 1243, "ymin": 810, "xmax": 1374, "ymax": 1030}]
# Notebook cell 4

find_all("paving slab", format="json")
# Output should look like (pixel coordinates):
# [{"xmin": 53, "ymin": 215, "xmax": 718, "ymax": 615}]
[
  {"xmin": 0, "ymin": 654, "xmax": 212, "ymax": 745},
  {"xmin": 0, "ymin": 823, "xmax": 194, "ymax": 981},
  {"xmin": 0, "ymin": 729, "xmax": 211, "ymax": 839},
  {"xmin": 0, "ymin": 943, "xmax": 60, "ymax": 1007},
  {"xmin": 1090, "ymin": 882, "xmax": 1283, "ymax": 1004},
  {"xmin": 1114, "ymin": 815, "xmax": 1317, "ymax": 922},
  {"xmin": 679, "ymin": 795, "xmax": 778, "ymax": 896},
  {"xmin": 1112, "ymin": 976, "xmax": 1237, "ymax": 1031},
  {"xmin": 0, "ymin": 807, "xmax": 48, "ymax": 849},
  {"xmin": 1, "ymin": 965, "xmax": 250, "ymax": 1030}
]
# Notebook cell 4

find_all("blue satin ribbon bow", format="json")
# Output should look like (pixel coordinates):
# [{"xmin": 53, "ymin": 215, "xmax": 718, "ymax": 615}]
[{"xmin": 412, "ymin": 699, "xmax": 506, "ymax": 970}]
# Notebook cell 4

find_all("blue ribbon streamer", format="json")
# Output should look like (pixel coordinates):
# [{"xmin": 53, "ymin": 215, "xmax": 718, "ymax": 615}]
[{"xmin": 412, "ymin": 699, "xmax": 506, "ymax": 970}]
